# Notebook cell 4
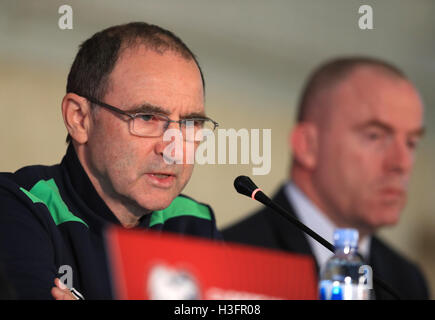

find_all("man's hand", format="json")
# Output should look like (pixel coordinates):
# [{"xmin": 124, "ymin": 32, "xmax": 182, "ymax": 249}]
[{"xmin": 51, "ymin": 278, "xmax": 77, "ymax": 300}]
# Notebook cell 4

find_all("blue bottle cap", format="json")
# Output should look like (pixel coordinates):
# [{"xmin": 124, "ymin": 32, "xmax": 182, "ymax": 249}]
[
  {"xmin": 330, "ymin": 283, "xmax": 343, "ymax": 300},
  {"xmin": 333, "ymin": 228, "xmax": 359, "ymax": 248}
]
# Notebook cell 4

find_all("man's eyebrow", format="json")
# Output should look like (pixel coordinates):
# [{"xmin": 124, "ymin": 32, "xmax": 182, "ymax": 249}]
[
  {"xmin": 180, "ymin": 112, "xmax": 207, "ymax": 119},
  {"xmin": 410, "ymin": 127, "xmax": 426, "ymax": 138},
  {"xmin": 125, "ymin": 103, "xmax": 171, "ymax": 116},
  {"xmin": 355, "ymin": 120, "xmax": 394, "ymax": 133},
  {"xmin": 355, "ymin": 119, "xmax": 426, "ymax": 137},
  {"xmin": 124, "ymin": 103, "xmax": 206, "ymax": 119}
]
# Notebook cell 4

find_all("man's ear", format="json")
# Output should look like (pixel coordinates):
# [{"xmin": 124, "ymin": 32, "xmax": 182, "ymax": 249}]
[
  {"xmin": 61, "ymin": 93, "xmax": 92, "ymax": 144},
  {"xmin": 289, "ymin": 122, "xmax": 318, "ymax": 170}
]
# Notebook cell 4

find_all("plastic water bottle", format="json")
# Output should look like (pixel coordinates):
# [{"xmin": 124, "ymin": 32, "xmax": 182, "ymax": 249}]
[{"xmin": 318, "ymin": 228, "xmax": 373, "ymax": 300}]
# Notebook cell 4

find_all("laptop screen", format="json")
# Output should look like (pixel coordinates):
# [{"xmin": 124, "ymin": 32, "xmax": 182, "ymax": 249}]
[{"xmin": 105, "ymin": 227, "xmax": 317, "ymax": 300}]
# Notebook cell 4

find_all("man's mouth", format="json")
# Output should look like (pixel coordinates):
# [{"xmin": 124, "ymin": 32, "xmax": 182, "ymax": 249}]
[
  {"xmin": 379, "ymin": 187, "xmax": 406, "ymax": 203},
  {"xmin": 146, "ymin": 172, "xmax": 177, "ymax": 188},
  {"xmin": 380, "ymin": 187, "xmax": 405, "ymax": 196},
  {"xmin": 151, "ymin": 173, "xmax": 173, "ymax": 179}
]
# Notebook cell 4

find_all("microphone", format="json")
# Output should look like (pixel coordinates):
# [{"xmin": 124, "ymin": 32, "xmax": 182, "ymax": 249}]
[
  {"xmin": 234, "ymin": 175, "xmax": 273, "ymax": 207},
  {"xmin": 233, "ymin": 175, "xmax": 400, "ymax": 300},
  {"xmin": 234, "ymin": 176, "xmax": 335, "ymax": 252}
]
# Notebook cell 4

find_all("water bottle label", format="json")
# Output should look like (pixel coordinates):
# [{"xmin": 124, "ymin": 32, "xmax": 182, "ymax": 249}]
[{"xmin": 319, "ymin": 280, "xmax": 371, "ymax": 300}]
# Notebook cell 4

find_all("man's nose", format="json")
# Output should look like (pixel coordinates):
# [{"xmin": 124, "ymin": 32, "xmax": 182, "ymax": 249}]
[{"xmin": 383, "ymin": 136, "xmax": 414, "ymax": 174}]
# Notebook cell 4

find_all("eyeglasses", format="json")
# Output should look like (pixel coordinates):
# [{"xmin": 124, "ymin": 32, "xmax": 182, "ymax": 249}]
[{"xmin": 79, "ymin": 94, "xmax": 219, "ymax": 140}]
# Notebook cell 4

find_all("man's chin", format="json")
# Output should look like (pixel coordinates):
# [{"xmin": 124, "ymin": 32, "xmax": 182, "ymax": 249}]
[
  {"xmin": 368, "ymin": 209, "xmax": 401, "ymax": 229},
  {"xmin": 136, "ymin": 194, "xmax": 177, "ymax": 212}
]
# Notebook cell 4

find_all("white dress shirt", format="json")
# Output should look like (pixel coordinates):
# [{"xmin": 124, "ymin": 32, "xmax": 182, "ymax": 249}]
[{"xmin": 284, "ymin": 181, "xmax": 371, "ymax": 271}]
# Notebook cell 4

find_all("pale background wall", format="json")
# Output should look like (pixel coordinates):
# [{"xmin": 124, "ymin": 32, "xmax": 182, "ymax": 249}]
[{"xmin": 1, "ymin": 0, "xmax": 434, "ymax": 297}]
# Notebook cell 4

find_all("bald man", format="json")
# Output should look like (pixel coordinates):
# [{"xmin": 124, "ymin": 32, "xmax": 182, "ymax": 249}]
[{"xmin": 223, "ymin": 57, "xmax": 429, "ymax": 300}]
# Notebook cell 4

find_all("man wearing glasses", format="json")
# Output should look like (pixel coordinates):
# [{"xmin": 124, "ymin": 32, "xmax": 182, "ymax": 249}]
[{"xmin": 0, "ymin": 22, "xmax": 220, "ymax": 299}]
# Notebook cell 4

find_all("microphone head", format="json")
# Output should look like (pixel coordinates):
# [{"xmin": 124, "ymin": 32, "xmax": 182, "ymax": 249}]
[{"xmin": 233, "ymin": 175, "xmax": 259, "ymax": 198}]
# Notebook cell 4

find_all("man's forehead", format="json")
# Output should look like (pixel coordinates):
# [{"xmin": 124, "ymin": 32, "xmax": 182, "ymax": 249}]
[
  {"xmin": 114, "ymin": 45, "xmax": 200, "ymax": 75},
  {"xmin": 105, "ymin": 45, "xmax": 204, "ymax": 115},
  {"xmin": 328, "ymin": 70, "xmax": 423, "ymax": 125},
  {"xmin": 108, "ymin": 44, "xmax": 202, "ymax": 85}
]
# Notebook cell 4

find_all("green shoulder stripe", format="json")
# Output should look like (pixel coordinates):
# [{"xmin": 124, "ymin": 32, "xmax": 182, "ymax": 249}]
[
  {"xmin": 20, "ymin": 179, "xmax": 88, "ymax": 228},
  {"xmin": 149, "ymin": 196, "xmax": 211, "ymax": 227}
]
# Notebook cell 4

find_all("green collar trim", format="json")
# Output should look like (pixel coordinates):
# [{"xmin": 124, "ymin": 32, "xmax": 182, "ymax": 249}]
[
  {"xmin": 20, "ymin": 180, "xmax": 209, "ymax": 229},
  {"xmin": 149, "ymin": 196, "xmax": 211, "ymax": 227},
  {"xmin": 20, "ymin": 178, "xmax": 88, "ymax": 228}
]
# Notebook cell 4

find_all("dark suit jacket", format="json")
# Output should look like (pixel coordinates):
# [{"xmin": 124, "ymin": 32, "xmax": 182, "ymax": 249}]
[{"xmin": 223, "ymin": 186, "xmax": 429, "ymax": 300}]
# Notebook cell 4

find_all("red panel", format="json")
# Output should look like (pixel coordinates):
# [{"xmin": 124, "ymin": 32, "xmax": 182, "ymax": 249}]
[{"xmin": 106, "ymin": 227, "xmax": 317, "ymax": 300}]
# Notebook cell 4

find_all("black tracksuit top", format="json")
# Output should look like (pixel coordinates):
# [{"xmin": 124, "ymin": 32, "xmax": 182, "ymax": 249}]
[{"xmin": 0, "ymin": 145, "xmax": 221, "ymax": 299}]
